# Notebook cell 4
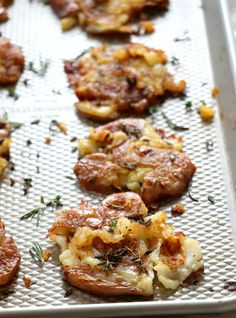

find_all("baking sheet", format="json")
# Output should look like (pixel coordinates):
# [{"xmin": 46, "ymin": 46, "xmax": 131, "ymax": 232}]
[{"xmin": 1, "ymin": 0, "xmax": 236, "ymax": 316}]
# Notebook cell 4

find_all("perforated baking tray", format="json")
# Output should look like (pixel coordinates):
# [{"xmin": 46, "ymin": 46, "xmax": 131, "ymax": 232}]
[{"xmin": 0, "ymin": 0, "xmax": 236, "ymax": 316}]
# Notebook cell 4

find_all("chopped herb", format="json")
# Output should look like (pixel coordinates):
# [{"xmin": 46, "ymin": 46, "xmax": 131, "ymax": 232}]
[
  {"xmin": 70, "ymin": 137, "xmax": 77, "ymax": 142},
  {"xmin": 201, "ymin": 82, "xmax": 207, "ymax": 87},
  {"xmin": 111, "ymin": 220, "xmax": 117, "ymax": 227},
  {"xmin": 36, "ymin": 166, "xmax": 40, "ymax": 174},
  {"xmin": 52, "ymin": 89, "xmax": 61, "ymax": 95},
  {"xmin": 20, "ymin": 195, "xmax": 63, "ymax": 226},
  {"xmin": 31, "ymin": 119, "xmax": 40, "ymax": 125},
  {"xmin": 174, "ymin": 36, "xmax": 191, "ymax": 42},
  {"xmin": 200, "ymin": 100, "xmax": 206, "ymax": 105},
  {"xmin": 9, "ymin": 161, "xmax": 15, "ymax": 172},
  {"xmin": 147, "ymin": 106, "xmax": 157, "ymax": 115},
  {"xmin": 208, "ymin": 195, "xmax": 215, "ymax": 204},
  {"xmin": 36, "ymin": 153, "xmax": 40, "ymax": 158},
  {"xmin": 205, "ymin": 139, "xmax": 214, "ymax": 152},
  {"xmin": 26, "ymin": 139, "xmax": 32, "ymax": 146},
  {"xmin": 185, "ymin": 101, "xmax": 192, "ymax": 111},
  {"xmin": 23, "ymin": 178, "xmax": 32, "ymax": 195},
  {"xmin": 65, "ymin": 176, "xmax": 75, "ymax": 180},
  {"xmin": 162, "ymin": 112, "xmax": 189, "ymax": 131},
  {"xmin": 188, "ymin": 191, "xmax": 199, "ymax": 202},
  {"xmin": 49, "ymin": 120, "xmax": 59, "ymax": 133},
  {"xmin": 75, "ymin": 48, "xmax": 91, "ymax": 60},
  {"xmin": 29, "ymin": 242, "xmax": 44, "ymax": 263},
  {"xmin": 170, "ymin": 56, "xmax": 179, "ymax": 65},
  {"xmin": 9, "ymin": 121, "xmax": 23, "ymax": 132},
  {"xmin": 23, "ymin": 79, "xmax": 30, "ymax": 86},
  {"xmin": 97, "ymin": 247, "xmax": 128, "ymax": 270},
  {"xmin": 9, "ymin": 178, "xmax": 15, "ymax": 187},
  {"xmin": 28, "ymin": 60, "xmax": 50, "ymax": 77},
  {"xmin": 6, "ymin": 87, "xmax": 19, "ymax": 100},
  {"xmin": 64, "ymin": 288, "xmax": 73, "ymax": 298},
  {"xmin": 179, "ymin": 92, "xmax": 188, "ymax": 101},
  {"xmin": 71, "ymin": 147, "xmax": 77, "ymax": 153}
]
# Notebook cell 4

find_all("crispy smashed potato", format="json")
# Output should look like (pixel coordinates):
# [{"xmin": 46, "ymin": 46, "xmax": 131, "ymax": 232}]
[
  {"xmin": 50, "ymin": 0, "xmax": 168, "ymax": 34},
  {"xmin": 0, "ymin": 37, "xmax": 25, "ymax": 85},
  {"xmin": 48, "ymin": 192, "xmax": 203, "ymax": 296},
  {"xmin": 0, "ymin": 118, "xmax": 11, "ymax": 178},
  {"xmin": 64, "ymin": 44, "xmax": 186, "ymax": 121},
  {"xmin": 0, "ymin": 219, "xmax": 20, "ymax": 286},
  {"xmin": 74, "ymin": 118, "xmax": 195, "ymax": 206},
  {"xmin": 0, "ymin": 0, "xmax": 13, "ymax": 23}
]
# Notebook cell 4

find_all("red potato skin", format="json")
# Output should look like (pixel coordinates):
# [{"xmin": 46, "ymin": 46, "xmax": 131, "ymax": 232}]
[
  {"xmin": 64, "ymin": 265, "xmax": 147, "ymax": 296},
  {"xmin": 0, "ymin": 0, "xmax": 14, "ymax": 23},
  {"xmin": 0, "ymin": 37, "xmax": 24, "ymax": 85},
  {"xmin": 74, "ymin": 149, "xmax": 196, "ymax": 206},
  {"xmin": 0, "ymin": 237, "xmax": 20, "ymax": 286},
  {"xmin": 49, "ymin": 0, "xmax": 80, "ymax": 18},
  {"xmin": 48, "ymin": 192, "xmax": 147, "ymax": 236}
]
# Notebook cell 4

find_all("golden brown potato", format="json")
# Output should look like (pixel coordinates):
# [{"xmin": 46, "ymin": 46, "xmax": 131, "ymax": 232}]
[
  {"xmin": 50, "ymin": 0, "xmax": 168, "ymax": 33},
  {"xmin": 0, "ymin": 219, "xmax": 20, "ymax": 286},
  {"xmin": 74, "ymin": 118, "xmax": 195, "ymax": 206},
  {"xmin": 48, "ymin": 192, "xmax": 203, "ymax": 296},
  {"xmin": 77, "ymin": 0, "xmax": 168, "ymax": 34},
  {"xmin": 0, "ymin": 0, "xmax": 14, "ymax": 23},
  {"xmin": 0, "ymin": 37, "xmax": 24, "ymax": 85},
  {"xmin": 64, "ymin": 44, "xmax": 186, "ymax": 121}
]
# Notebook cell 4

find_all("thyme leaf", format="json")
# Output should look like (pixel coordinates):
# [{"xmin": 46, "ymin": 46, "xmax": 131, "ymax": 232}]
[
  {"xmin": 28, "ymin": 59, "xmax": 50, "ymax": 77},
  {"xmin": 208, "ymin": 195, "xmax": 215, "ymax": 204},
  {"xmin": 29, "ymin": 242, "xmax": 44, "ymax": 263},
  {"xmin": 205, "ymin": 139, "xmax": 214, "ymax": 152},
  {"xmin": 162, "ymin": 112, "xmax": 189, "ymax": 131},
  {"xmin": 64, "ymin": 288, "xmax": 73, "ymax": 297},
  {"xmin": 20, "ymin": 195, "xmax": 63, "ymax": 226}
]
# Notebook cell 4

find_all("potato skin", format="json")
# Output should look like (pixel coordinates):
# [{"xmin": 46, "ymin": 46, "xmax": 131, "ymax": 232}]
[
  {"xmin": 0, "ymin": 0, "xmax": 13, "ymax": 23},
  {"xmin": 0, "ymin": 220, "xmax": 20, "ymax": 286},
  {"xmin": 0, "ymin": 37, "xmax": 24, "ymax": 85},
  {"xmin": 64, "ymin": 265, "xmax": 149, "ymax": 297},
  {"xmin": 49, "ymin": 0, "xmax": 80, "ymax": 18}
]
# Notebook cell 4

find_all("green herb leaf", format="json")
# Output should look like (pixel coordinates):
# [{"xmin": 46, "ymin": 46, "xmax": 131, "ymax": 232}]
[
  {"xmin": 185, "ymin": 101, "xmax": 192, "ymax": 111},
  {"xmin": 170, "ymin": 56, "xmax": 179, "ymax": 65},
  {"xmin": 111, "ymin": 220, "xmax": 117, "ymax": 227},
  {"xmin": 64, "ymin": 288, "xmax": 73, "ymax": 298},
  {"xmin": 31, "ymin": 119, "xmax": 40, "ymax": 125},
  {"xmin": 162, "ymin": 112, "xmax": 189, "ymax": 131},
  {"xmin": 70, "ymin": 137, "xmax": 77, "ymax": 142},
  {"xmin": 208, "ymin": 195, "xmax": 215, "ymax": 204},
  {"xmin": 28, "ymin": 59, "xmax": 50, "ymax": 77},
  {"xmin": 29, "ymin": 242, "xmax": 44, "ymax": 263},
  {"xmin": 205, "ymin": 139, "xmax": 214, "ymax": 152},
  {"xmin": 71, "ymin": 146, "xmax": 77, "ymax": 153}
]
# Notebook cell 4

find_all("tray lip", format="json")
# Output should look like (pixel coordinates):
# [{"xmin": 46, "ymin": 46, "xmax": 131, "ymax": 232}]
[
  {"xmin": 1, "ymin": 297, "xmax": 236, "ymax": 317},
  {"xmin": 1, "ymin": 0, "xmax": 236, "ymax": 316}
]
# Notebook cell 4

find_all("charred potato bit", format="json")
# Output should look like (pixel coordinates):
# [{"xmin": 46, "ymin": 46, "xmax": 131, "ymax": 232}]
[
  {"xmin": 0, "ymin": 37, "xmax": 25, "ymax": 86},
  {"xmin": 64, "ymin": 44, "xmax": 186, "ymax": 121},
  {"xmin": 0, "ymin": 118, "xmax": 11, "ymax": 178},
  {"xmin": 48, "ymin": 192, "xmax": 203, "ymax": 296},
  {"xmin": 50, "ymin": 0, "xmax": 168, "ymax": 34},
  {"xmin": 74, "ymin": 118, "xmax": 195, "ymax": 206},
  {"xmin": 0, "ymin": 0, "xmax": 14, "ymax": 23},
  {"xmin": 0, "ymin": 219, "xmax": 21, "ymax": 286}
]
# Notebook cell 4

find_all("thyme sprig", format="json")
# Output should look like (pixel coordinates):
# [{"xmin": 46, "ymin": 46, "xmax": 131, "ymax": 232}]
[
  {"xmin": 29, "ymin": 242, "xmax": 44, "ymax": 263},
  {"xmin": 28, "ymin": 59, "xmax": 50, "ymax": 77},
  {"xmin": 20, "ymin": 195, "xmax": 63, "ymax": 226},
  {"xmin": 162, "ymin": 112, "xmax": 189, "ymax": 131}
]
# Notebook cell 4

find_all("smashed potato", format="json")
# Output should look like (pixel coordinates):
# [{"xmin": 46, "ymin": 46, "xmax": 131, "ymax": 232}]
[
  {"xmin": 74, "ymin": 118, "xmax": 195, "ymax": 206},
  {"xmin": 0, "ymin": 219, "xmax": 20, "ymax": 286},
  {"xmin": 48, "ymin": 192, "xmax": 203, "ymax": 296},
  {"xmin": 50, "ymin": 0, "xmax": 168, "ymax": 34},
  {"xmin": 64, "ymin": 43, "xmax": 186, "ymax": 121},
  {"xmin": 0, "ymin": 37, "xmax": 25, "ymax": 85}
]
